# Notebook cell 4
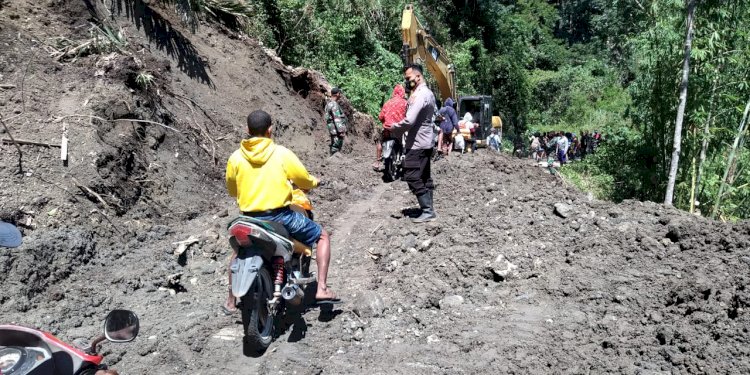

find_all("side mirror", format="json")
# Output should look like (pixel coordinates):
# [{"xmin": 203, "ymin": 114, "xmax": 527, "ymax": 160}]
[{"xmin": 103, "ymin": 309, "xmax": 139, "ymax": 343}]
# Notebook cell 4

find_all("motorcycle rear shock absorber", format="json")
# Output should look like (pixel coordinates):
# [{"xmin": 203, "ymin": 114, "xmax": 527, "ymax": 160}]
[{"xmin": 272, "ymin": 257, "xmax": 284, "ymax": 298}]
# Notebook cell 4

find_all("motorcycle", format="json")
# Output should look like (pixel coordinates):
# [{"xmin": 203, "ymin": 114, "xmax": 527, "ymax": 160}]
[
  {"xmin": 0, "ymin": 309, "xmax": 139, "ymax": 375},
  {"xmin": 381, "ymin": 131, "xmax": 404, "ymax": 182},
  {"xmin": 227, "ymin": 190, "xmax": 316, "ymax": 354}
]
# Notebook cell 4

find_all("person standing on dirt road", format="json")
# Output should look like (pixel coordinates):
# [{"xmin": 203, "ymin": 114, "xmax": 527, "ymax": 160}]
[
  {"xmin": 374, "ymin": 83, "xmax": 408, "ymax": 170},
  {"xmin": 223, "ymin": 110, "xmax": 339, "ymax": 314},
  {"xmin": 436, "ymin": 97, "xmax": 459, "ymax": 157},
  {"xmin": 487, "ymin": 128, "xmax": 502, "ymax": 152},
  {"xmin": 556, "ymin": 131, "xmax": 569, "ymax": 165},
  {"xmin": 325, "ymin": 87, "xmax": 348, "ymax": 155},
  {"xmin": 390, "ymin": 64, "xmax": 437, "ymax": 223}
]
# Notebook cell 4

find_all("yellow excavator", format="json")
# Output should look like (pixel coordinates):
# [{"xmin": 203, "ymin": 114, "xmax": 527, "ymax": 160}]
[{"xmin": 401, "ymin": 4, "xmax": 503, "ymax": 145}]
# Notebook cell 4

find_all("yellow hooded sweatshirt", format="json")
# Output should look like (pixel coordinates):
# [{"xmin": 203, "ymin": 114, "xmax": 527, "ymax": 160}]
[{"xmin": 226, "ymin": 137, "xmax": 318, "ymax": 212}]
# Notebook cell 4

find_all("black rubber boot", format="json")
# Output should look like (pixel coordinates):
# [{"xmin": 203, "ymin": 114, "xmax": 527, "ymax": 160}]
[{"xmin": 412, "ymin": 192, "xmax": 436, "ymax": 223}]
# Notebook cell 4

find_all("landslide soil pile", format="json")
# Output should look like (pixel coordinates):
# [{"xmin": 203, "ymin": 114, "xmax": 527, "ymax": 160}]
[{"xmin": 2, "ymin": 2, "xmax": 750, "ymax": 375}]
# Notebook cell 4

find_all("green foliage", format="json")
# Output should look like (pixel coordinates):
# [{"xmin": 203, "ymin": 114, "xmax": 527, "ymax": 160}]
[
  {"xmin": 527, "ymin": 61, "xmax": 631, "ymax": 132},
  {"xmin": 50, "ymin": 24, "xmax": 128, "ymax": 62},
  {"xmin": 156, "ymin": 0, "xmax": 256, "ymax": 32},
  {"xmin": 559, "ymin": 164, "xmax": 615, "ymax": 201},
  {"xmin": 448, "ymin": 38, "xmax": 485, "ymax": 96},
  {"xmin": 247, "ymin": 0, "xmax": 406, "ymax": 118},
  {"xmin": 165, "ymin": 0, "xmax": 750, "ymax": 219},
  {"xmin": 135, "ymin": 71, "xmax": 155, "ymax": 89}
]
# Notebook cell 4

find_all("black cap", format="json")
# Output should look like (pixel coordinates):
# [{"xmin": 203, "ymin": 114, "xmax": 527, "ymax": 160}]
[{"xmin": 331, "ymin": 87, "xmax": 341, "ymax": 95}]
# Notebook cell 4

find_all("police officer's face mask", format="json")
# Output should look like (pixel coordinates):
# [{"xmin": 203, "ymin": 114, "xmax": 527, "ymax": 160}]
[{"xmin": 404, "ymin": 74, "xmax": 417, "ymax": 95}]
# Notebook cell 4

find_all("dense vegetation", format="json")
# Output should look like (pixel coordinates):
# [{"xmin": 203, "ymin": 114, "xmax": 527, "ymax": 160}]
[{"xmin": 157, "ymin": 0, "xmax": 749, "ymax": 219}]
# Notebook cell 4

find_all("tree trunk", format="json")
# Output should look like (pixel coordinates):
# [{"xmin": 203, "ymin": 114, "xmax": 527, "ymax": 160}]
[
  {"xmin": 711, "ymin": 97, "xmax": 750, "ymax": 219},
  {"xmin": 689, "ymin": 126, "xmax": 697, "ymax": 213},
  {"xmin": 81, "ymin": 0, "xmax": 119, "ymax": 31},
  {"xmin": 694, "ymin": 73, "xmax": 719, "ymax": 204},
  {"xmin": 664, "ymin": 0, "xmax": 696, "ymax": 206},
  {"xmin": 689, "ymin": 154, "xmax": 697, "ymax": 213}
]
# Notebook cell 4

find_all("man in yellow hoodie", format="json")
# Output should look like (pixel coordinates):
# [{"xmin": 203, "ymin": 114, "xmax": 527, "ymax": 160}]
[{"xmin": 224, "ymin": 110, "xmax": 338, "ymax": 313}]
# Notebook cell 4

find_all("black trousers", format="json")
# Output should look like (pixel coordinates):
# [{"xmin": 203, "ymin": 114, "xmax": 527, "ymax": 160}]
[{"xmin": 403, "ymin": 148, "xmax": 434, "ymax": 196}]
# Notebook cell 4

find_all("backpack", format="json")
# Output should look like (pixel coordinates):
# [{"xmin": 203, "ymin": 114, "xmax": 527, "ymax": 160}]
[{"xmin": 488, "ymin": 135, "xmax": 500, "ymax": 150}]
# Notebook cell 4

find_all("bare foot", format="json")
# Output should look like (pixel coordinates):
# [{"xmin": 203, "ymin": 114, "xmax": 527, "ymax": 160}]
[
  {"xmin": 223, "ymin": 297, "xmax": 238, "ymax": 315},
  {"xmin": 315, "ymin": 287, "xmax": 339, "ymax": 301}
]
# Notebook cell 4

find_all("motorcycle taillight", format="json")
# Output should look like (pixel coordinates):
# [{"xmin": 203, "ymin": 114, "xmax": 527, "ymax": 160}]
[{"xmin": 229, "ymin": 225, "xmax": 254, "ymax": 247}]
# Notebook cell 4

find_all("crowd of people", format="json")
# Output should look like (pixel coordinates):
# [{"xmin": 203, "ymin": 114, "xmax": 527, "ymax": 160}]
[
  {"xmin": 323, "ymin": 75, "xmax": 504, "ymax": 165},
  {"xmin": 434, "ymin": 107, "xmax": 502, "ymax": 157},
  {"xmin": 525, "ymin": 131, "xmax": 603, "ymax": 165}
]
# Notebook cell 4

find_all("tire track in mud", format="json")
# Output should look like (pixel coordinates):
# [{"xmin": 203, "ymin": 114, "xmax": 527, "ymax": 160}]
[
  {"xmin": 201, "ymin": 180, "xmax": 393, "ymax": 374},
  {"xmin": 323, "ymin": 180, "xmax": 394, "ymax": 303}
]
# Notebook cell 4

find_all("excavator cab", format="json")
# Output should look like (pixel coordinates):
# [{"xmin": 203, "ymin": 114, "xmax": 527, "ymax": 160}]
[{"xmin": 458, "ymin": 96, "xmax": 494, "ymax": 146}]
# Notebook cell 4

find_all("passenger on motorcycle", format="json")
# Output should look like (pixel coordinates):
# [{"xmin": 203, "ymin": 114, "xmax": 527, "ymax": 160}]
[
  {"xmin": 223, "ymin": 110, "xmax": 339, "ymax": 314},
  {"xmin": 374, "ymin": 84, "xmax": 407, "ymax": 170}
]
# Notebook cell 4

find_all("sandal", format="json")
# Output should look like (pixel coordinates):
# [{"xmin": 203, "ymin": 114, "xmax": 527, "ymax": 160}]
[
  {"xmin": 221, "ymin": 305, "xmax": 238, "ymax": 316},
  {"xmin": 315, "ymin": 297, "xmax": 343, "ymax": 305}
]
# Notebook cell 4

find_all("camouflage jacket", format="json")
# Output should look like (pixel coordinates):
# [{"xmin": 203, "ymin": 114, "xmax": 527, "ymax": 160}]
[{"xmin": 325, "ymin": 100, "xmax": 347, "ymax": 136}]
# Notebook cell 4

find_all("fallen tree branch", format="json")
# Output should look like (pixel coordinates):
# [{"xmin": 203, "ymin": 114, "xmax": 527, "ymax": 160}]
[
  {"xmin": 1, "ymin": 138, "xmax": 61, "ymax": 147},
  {"xmin": 0, "ymin": 114, "xmax": 23, "ymax": 173},
  {"xmin": 52, "ymin": 114, "xmax": 180, "ymax": 133},
  {"xmin": 32, "ymin": 175, "xmax": 79, "ymax": 202},
  {"xmin": 72, "ymin": 177, "xmax": 110, "ymax": 209},
  {"xmin": 172, "ymin": 236, "xmax": 200, "ymax": 256},
  {"xmin": 1, "ymin": 113, "xmax": 24, "ymax": 124},
  {"xmin": 172, "ymin": 95, "xmax": 217, "ymax": 162},
  {"xmin": 170, "ymin": 92, "xmax": 220, "ymax": 128},
  {"xmin": 90, "ymin": 208, "xmax": 122, "ymax": 235},
  {"xmin": 370, "ymin": 223, "xmax": 382, "ymax": 236},
  {"xmin": 21, "ymin": 49, "xmax": 37, "ymax": 113}
]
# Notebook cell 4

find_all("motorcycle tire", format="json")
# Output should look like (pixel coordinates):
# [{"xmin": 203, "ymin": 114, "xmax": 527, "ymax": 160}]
[
  {"xmin": 242, "ymin": 267, "xmax": 274, "ymax": 354},
  {"xmin": 384, "ymin": 152, "xmax": 403, "ymax": 182},
  {"xmin": 383, "ymin": 157, "xmax": 397, "ymax": 182}
]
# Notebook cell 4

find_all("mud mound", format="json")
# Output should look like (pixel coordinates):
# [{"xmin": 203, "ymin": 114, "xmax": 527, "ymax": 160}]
[{"xmin": 357, "ymin": 153, "xmax": 750, "ymax": 374}]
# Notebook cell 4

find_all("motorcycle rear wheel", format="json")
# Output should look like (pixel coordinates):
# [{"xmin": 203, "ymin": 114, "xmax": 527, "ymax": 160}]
[
  {"xmin": 242, "ymin": 267, "xmax": 274, "ymax": 353},
  {"xmin": 384, "ymin": 152, "xmax": 402, "ymax": 182},
  {"xmin": 383, "ymin": 157, "xmax": 396, "ymax": 182}
]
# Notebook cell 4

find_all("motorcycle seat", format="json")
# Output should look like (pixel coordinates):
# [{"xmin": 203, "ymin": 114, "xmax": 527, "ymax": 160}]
[
  {"xmin": 258, "ymin": 220, "xmax": 290, "ymax": 238},
  {"xmin": 233, "ymin": 216, "xmax": 290, "ymax": 239}
]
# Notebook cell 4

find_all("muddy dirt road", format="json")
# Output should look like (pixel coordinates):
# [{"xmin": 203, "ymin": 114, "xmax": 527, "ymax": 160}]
[{"xmin": 1, "ymin": 1, "xmax": 749, "ymax": 374}]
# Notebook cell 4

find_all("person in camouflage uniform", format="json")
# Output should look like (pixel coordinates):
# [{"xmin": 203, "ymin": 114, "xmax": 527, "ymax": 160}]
[{"xmin": 325, "ymin": 87, "xmax": 348, "ymax": 155}]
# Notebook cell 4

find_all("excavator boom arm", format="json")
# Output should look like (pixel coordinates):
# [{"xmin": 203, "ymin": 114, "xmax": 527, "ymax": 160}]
[{"xmin": 401, "ymin": 4, "xmax": 456, "ymax": 102}]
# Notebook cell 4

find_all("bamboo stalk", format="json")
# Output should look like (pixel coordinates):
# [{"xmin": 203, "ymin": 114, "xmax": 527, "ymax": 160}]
[{"xmin": 711, "ymin": 97, "xmax": 750, "ymax": 219}]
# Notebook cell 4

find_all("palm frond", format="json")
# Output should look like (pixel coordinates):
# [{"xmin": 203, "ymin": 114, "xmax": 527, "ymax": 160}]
[
  {"xmin": 204, "ymin": 0, "xmax": 254, "ymax": 20},
  {"xmin": 155, "ymin": 0, "xmax": 254, "ymax": 31},
  {"xmin": 155, "ymin": 0, "xmax": 203, "ymax": 31}
]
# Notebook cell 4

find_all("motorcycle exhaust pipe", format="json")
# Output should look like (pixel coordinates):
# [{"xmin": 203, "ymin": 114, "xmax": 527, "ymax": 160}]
[{"xmin": 281, "ymin": 284, "xmax": 304, "ymax": 306}]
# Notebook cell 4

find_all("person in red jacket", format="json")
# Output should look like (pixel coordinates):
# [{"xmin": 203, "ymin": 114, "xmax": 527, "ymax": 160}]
[{"xmin": 374, "ymin": 84, "xmax": 407, "ymax": 170}]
